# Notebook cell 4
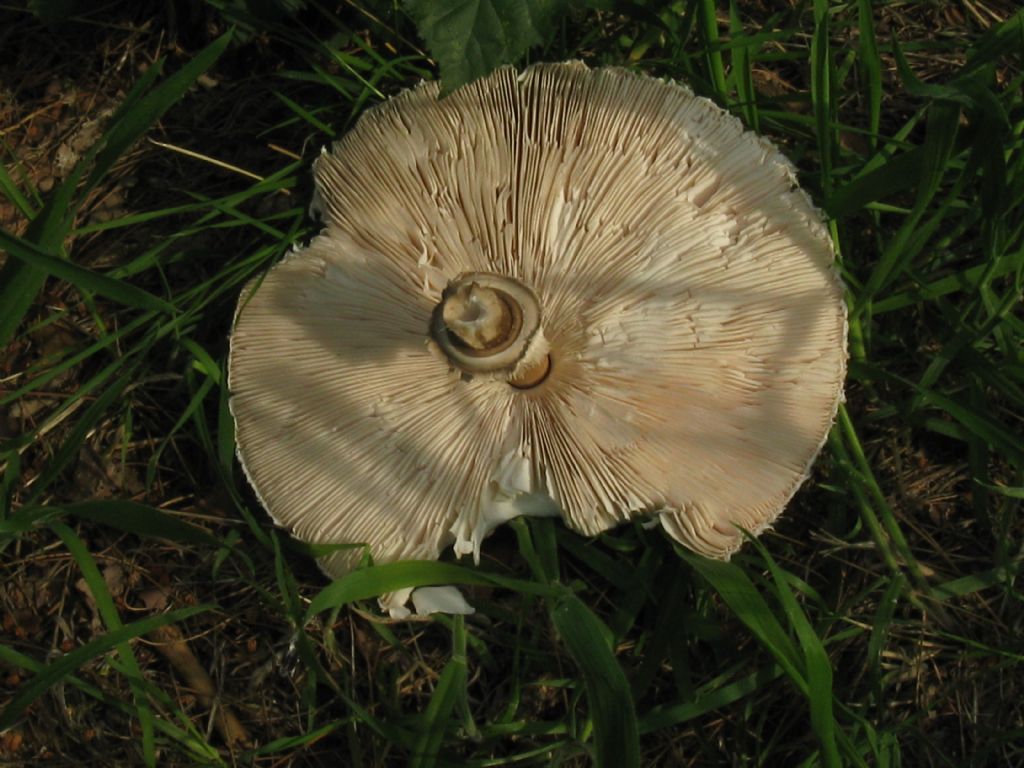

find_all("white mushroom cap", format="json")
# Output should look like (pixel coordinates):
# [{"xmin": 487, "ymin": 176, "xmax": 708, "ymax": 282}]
[{"xmin": 228, "ymin": 62, "xmax": 847, "ymax": 598}]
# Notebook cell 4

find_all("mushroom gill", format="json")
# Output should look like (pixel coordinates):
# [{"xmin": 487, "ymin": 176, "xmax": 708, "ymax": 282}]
[{"xmin": 228, "ymin": 61, "xmax": 848, "ymax": 614}]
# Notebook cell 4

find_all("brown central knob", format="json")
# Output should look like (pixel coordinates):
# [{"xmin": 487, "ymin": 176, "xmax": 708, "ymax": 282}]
[{"xmin": 431, "ymin": 272, "xmax": 551, "ymax": 388}]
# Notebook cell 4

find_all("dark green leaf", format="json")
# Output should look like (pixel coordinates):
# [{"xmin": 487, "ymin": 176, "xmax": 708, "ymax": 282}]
[{"xmin": 405, "ymin": 0, "xmax": 568, "ymax": 91}]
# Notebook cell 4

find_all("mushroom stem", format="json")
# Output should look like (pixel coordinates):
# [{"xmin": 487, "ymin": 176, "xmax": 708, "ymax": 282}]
[
  {"xmin": 441, "ymin": 282, "xmax": 516, "ymax": 351},
  {"xmin": 432, "ymin": 272, "xmax": 550, "ymax": 387},
  {"xmin": 510, "ymin": 354, "xmax": 551, "ymax": 389}
]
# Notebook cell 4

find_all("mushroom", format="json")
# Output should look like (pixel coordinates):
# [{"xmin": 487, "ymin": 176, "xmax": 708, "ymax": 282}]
[{"xmin": 228, "ymin": 62, "xmax": 847, "ymax": 615}]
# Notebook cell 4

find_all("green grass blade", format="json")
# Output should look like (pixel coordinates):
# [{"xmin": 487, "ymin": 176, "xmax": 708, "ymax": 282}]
[
  {"xmin": 0, "ymin": 161, "xmax": 35, "ymax": 219},
  {"xmin": 549, "ymin": 592, "xmax": 639, "ymax": 768},
  {"xmin": 82, "ymin": 31, "xmax": 234, "ymax": 194},
  {"xmin": 639, "ymin": 664, "xmax": 782, "ymax": 733},
  {"xmin": 0, "ymin": 644, "xmax": 224, "ymax": 764},
  {"xmin": 0, "ymin": 604, "xmax": 210, "ymax": 731},
  {"xmin": 872, "ymin": 257, "xmax": 1020, "ymax": 313},
  {"xmin": 933, "ymin": 565, "xmax": 1019, "ymax": 602},
  {"xmin": 511, "ymin": 517, "xmax": 550, "ymax": 583},
  {"xmin": 273, "ymin": 90, "xmax": 336, "ymax": 137},
  {"xmin": 810, "ymin": 0, "xmax": 834, "ymax": 192},
  {"xmin": 825, "ymin": 145, "xmax": 923, "ymax": 218},
  {"xmin": 913, "ymin": 383, "xmax": 1024, "ymax": 467},
  {"xmin": 448, "ymin": 613, "xmax": 478, "ymax": 739},
  {"xmin": 682, "ymin": 552, "xmax": 806, "ymax": 692},
  {"xmin": 24, "ymin": 370, "xmax": 134, "ymax": 504},
  {"xmin": 42, "ymin": 500, "xmax": 222, "ymax": 547},
  {"xmin": 749, "ymin": 538, "xmax": 841, "ymax": 768},
  {"xmin": 977, "ymin": 482, "xmax": 1024, "ymax": 500},
  {"xmin": 0, "ymin": 450, "xmax": 21, "ymax": 520},
  {"xmin": 304, "ymin": 561, "xmax": 559, "ymax": 621},
  {"xmin": 697, "ymin": 0, "xmax": 727, "ymax": 99},
  {"xmin": 532, "ymin": 517, "xmax": 560, "ymax": 584},
  {"xmin": 832, "ymin": 405, "xmax": 937, "ymax": 603},
  {"xmin": 50, "ymin": 521, "xmax": 156, "ymax": 766},
  {"xmin": 216, "ymin": 361, "xmax": 237, "ymax": 483},
  {"xmin": 867, "ymin": 574, "xmax": 904, "ymax": 696},
  {"xmin": 252, "ymin": 723, "xmax": 343, "ymax": 756},
  {"xmin": 0, "ymin": 31, "xmax": 231, "ymax": 346},
  {"xmin": 0, "ymin": 228, "xmax": 175, "ymax": 315},
  {"xmin": 0, "ymin": 312, "xmax": 150, "ymax": 406},
  {"xmin": 856, "ymin": 0, "xmax": 881, "ymax": 148},
  {"xmin": 728, "ymin": 1, "xmax": 758, "ymax": 131},
  {"xmin": 146, "ymin": 374, "xmax": 215, "ymax": 487},
  {"xmin": 962, "ymin": 9, "xmax": 1024, "ymax": 75},
  {"xmin": 410, "ymin": 616, "xmax": 467, "ymax": 768},
  {"xmin": 854, "ymin": 100, "xmax": 961, "ymax": 317}
]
